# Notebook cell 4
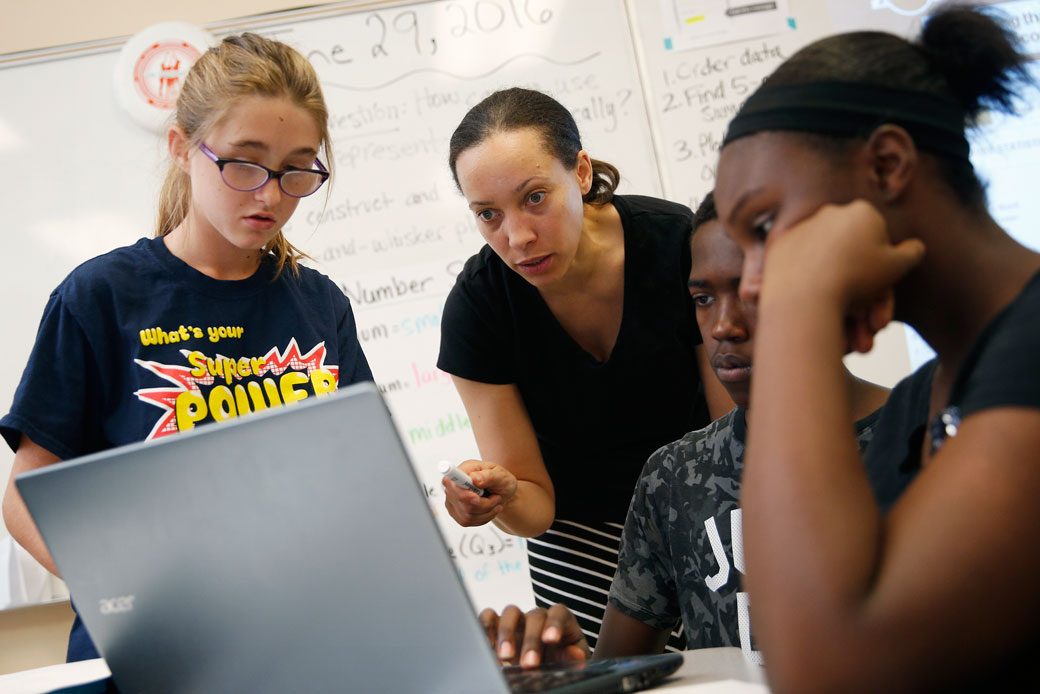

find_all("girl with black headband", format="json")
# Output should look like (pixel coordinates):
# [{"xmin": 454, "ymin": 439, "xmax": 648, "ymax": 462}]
[{"xmin": 712, "ymin": 2, "xmax": 1040, "ymax": 689}]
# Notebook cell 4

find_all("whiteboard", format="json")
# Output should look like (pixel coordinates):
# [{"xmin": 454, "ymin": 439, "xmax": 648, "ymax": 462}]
[
  {"xmin": 631, "ymin": 0, "xmax": 1040, "ymax": 384},
  {"xmin": 0, "ymin": 0, "xmax": 662, "ymax": 612},
  {"xmin": 629, "ymin": 0, "xmax": 916, "ymax": 386},
  {"xmin": 4, "ymin": 0, "xmax": 1038, "ymax": 614}
]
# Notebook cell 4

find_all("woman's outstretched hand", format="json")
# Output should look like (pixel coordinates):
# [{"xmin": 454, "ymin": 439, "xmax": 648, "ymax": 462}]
[{"xmin": 442, "ymin": 460, "xmax": 517, "ymax": 527}]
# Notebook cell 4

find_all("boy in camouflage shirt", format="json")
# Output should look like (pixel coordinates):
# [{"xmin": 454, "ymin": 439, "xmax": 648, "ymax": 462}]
[{"xmin": 481, "ymin": 193, "xmax": 898, "ymax": 666}]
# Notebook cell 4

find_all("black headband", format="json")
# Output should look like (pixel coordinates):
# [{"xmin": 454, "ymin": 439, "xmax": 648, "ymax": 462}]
[{"xmin": 723, "ymin": 82, "xmax": 971, "ymax": 162}]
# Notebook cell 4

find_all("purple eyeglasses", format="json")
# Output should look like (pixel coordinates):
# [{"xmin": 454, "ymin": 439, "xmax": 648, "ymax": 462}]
[{"xmin": 198, "ymin": 142, "xmax": 329, "ymax": 198}]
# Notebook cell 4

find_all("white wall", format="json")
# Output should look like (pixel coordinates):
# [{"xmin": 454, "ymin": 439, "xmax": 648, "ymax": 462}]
[{"xmin": 2, "ymin": 0, "xmax": 357, "ymax": 55}]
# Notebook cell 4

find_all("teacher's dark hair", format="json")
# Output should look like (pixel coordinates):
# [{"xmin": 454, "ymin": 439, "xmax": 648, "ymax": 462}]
[
  {"xmin": 756, "ymin": 2, "xmax": 1032, "ymax": 210},
  {"xmin": 448, "ymin": 88, "xmax": 620, "ymax": 206}
]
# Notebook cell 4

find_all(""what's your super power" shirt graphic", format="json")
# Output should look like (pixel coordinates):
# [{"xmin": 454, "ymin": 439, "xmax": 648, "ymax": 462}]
[{"xmin": 133, "ymin": 323, "xmax": 339, "ymax": 439}]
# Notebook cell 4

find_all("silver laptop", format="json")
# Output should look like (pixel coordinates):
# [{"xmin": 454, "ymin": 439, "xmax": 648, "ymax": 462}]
[{"xmin": 17, "ymin": 382, "xmax": 681, "ymax": 693}]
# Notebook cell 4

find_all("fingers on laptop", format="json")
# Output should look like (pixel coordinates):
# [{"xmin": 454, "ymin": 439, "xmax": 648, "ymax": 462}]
[
  {"xmin": 541, "ymin": 603, "xmax": 591, "ymax": 663},
  {"xmin": 480, "ymin": 607, "xmax": 501, "ymax": 650},
  {"xmin": 519, "ymin": 607, "xmax": 550, "ymax": 667},
  {"xmin": 495, "ymin": 604, "xmax": 526, "ymax": 663},
  {"xmin": 482, "ymin": 604, "xmax": 591, "ymax": 668}
]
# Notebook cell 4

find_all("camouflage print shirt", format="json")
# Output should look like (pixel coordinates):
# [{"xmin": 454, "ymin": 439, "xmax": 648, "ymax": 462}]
[{"xmin": 608, "ymin": 406, "xmax": 881, "ymax": 664}]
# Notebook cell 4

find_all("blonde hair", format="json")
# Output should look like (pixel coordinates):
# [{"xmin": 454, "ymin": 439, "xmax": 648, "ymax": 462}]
[{"xmin": 156, "ymin": 33, "xmax": 332, "ymax": 277}]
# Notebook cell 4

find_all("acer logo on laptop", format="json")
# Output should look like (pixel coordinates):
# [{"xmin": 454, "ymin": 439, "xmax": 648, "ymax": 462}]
[{"xmin": 98, "ymin": 595, "xmax": 136, "ymax": 615}]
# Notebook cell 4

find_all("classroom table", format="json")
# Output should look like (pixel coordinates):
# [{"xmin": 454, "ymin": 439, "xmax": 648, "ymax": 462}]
[{"xmin": 0, "ymin": 647, "xmax": 769, "ymax": 693}]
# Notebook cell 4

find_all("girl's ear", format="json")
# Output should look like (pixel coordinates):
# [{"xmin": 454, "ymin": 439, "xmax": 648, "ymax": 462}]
[
  {"xmin": 864, "ymin": 125, "xmax": 918, "ymax": 204},
  {"xmin": 168, "ymin": 126, "xmax": 192, "ymax": 173},
  {"xmin": 575, "ymin": 150, "xmax": 593, "ymax": 195}
]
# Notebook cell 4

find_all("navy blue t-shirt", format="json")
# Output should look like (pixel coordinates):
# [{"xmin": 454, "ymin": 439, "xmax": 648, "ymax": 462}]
[{"xmin": 1, "ymin": 236, "xmax": 372, "ymax": 661}]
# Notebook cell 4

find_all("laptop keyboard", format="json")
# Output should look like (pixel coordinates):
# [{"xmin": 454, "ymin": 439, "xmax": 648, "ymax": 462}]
[
  {"xmin": 504, "ymin": 665, "xmax": 599, "ymax": 693},
  {"xmin": 500, "ymin": 654, "xmax": 683, "ymax": 694}
]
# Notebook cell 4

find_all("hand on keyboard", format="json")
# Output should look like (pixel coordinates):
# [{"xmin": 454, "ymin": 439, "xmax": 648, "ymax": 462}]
[{"xmin": 480, "ymin": 603, "xmax": 592, "ymax": 668}]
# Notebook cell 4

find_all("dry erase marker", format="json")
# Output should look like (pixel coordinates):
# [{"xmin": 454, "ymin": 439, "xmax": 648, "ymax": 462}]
[{"xmin": 438, "ymin": 460, "xmax": 486, "ymax": 497}]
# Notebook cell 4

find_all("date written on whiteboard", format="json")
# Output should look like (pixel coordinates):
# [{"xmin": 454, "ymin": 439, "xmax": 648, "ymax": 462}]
[{"xmin": 306, "ymin": 0, "xmax": 556, "ymax": 66}]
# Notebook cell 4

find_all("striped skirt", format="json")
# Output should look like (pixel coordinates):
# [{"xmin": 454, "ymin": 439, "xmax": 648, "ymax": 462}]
[{"xmin": 527, "ymin": 519, "xmax": 685, "ymax": 652}]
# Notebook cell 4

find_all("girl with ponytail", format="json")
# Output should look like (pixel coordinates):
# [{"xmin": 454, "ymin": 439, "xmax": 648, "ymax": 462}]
[
  {"xmin": 1, "ymin": 33, "xmax": 372, "ymax": 662},
  {"xmin": 436, "ymin": 88, "xmax": 733, "ymax": 650},
  {"xmin": 712, "ymin": 2, "xmax": 1040, "ymax": 688}
]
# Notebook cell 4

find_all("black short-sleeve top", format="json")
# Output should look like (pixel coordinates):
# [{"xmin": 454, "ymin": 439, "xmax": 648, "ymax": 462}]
[
  {"xmin": 865, "ymin": 267, "xmax": 1040, "ymax": 495},
  {"xmin": 437, "ymin": 195, "xmax": 709, "ymax": 521}
]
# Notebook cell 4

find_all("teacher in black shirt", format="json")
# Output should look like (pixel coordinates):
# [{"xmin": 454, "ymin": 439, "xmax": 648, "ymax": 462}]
[{"xmin": 437, "ymin": 87, "xmax": 730, "ymax": 651}]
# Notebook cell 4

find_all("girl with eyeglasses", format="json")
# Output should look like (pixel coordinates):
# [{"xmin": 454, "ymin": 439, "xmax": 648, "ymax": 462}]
[{"xmin": 1, "ymin": 33, "xmax": 372, "ymax": 662}]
